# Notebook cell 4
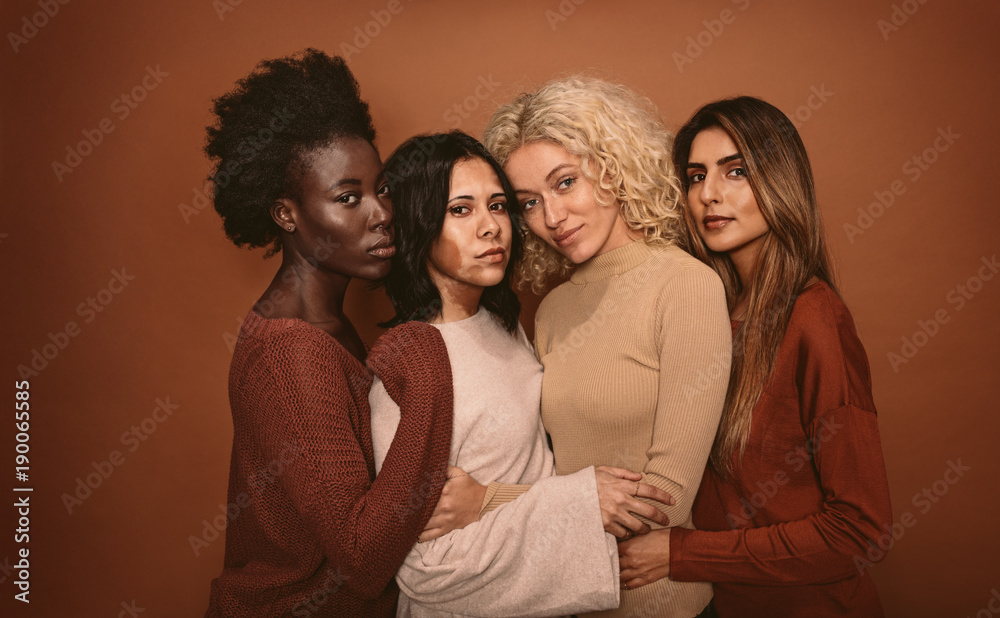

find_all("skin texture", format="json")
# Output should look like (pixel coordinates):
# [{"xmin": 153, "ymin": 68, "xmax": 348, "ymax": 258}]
[
  {"xmin": 262, "ymin": 136, "xmax": 395, "ymax": 359},
  {"xmin": 685, "ymin": 127, "xmax": 769, "ymax": 289},
  {"xmin": 426, "ymin": 157, "xmax": 512, "ymax": 323},
  {"xmin": 504, "ymin": 141, "xmax": 636, "ymax": 263}
]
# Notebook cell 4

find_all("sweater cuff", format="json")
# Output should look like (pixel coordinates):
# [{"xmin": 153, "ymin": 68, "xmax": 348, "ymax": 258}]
[
  {"xmin": 668, "ymin": 526, "xmax": 701, "ymax": 582},
  {"xmin": 479, "ymin": 482, "xmax": 532, "ymax": 518}
]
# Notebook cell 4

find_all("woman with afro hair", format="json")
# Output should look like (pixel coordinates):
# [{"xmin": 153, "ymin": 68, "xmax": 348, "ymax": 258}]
[{"xmin": 203, "ymin": 49, "xmax": 460, "ymax": 617}]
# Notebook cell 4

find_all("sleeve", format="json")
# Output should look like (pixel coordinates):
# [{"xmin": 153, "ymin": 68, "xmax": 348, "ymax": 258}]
[
  {"xmin": 670, "ymin": 300, "xmax": 893, "ymax": 584},
  {"xmin": 479, "ymin": 481, "xmax": 532, "ymax": 516},
  {"xmin": 395, "ymin": 467, "xmax": 620, "ymax": 617},
  {"xmin": 636, "ymin": 265, "xmax": 731, "ymax": 528},
  {"xmin": 250, "ymin": 323, "xmax": 453, "ymax": 600}
]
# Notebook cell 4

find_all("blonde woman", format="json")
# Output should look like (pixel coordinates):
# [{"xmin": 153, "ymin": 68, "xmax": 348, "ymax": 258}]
[{"xmin": 483, "ymin": 77, "xmax": 731, "ymax": 618}]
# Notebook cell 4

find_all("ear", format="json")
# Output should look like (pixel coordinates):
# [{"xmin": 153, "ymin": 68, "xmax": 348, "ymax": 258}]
[{"xmin": 270, "ymin": 198, "xmax": 297, "ymax": 233}]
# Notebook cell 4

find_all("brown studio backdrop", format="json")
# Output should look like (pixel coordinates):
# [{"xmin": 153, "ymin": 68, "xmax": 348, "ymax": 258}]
[{"xmin": 1, "ymin": 0, "xmax": 998, "ymax": 615}]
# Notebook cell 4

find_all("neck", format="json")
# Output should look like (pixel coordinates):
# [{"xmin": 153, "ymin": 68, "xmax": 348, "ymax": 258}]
[
  {"xmin": 259, "ymin": 251, "xmax": 351, "ymax": 329},
  {"xmin": 430, "ymin": 280, "xmax": 483, "ymax": 324}
]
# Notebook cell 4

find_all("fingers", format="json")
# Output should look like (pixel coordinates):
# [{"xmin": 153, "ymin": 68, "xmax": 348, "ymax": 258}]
[
  {"xmin": 636, "ymin": 483, "xmax": 675, "ymax": 507},
  {"xmin": 627, "ymin": 498, "xmax": 670, "ymax": 527},
  {"xmin": 620, "ymin": 577, "xmax": 648, "ymax": 590},
  {"xmin": 446, "ymin": 465, "xmax": 468, "ymax": 479},
  {"xmin": 595, "ymin": 465, "xmax": 642, "ymax": 481},
  {"xmin": 418, "ymin": 526, "xmax": 445, "ymax": 543},
  {"xmin": 616, "ymin": 511, "xmax": 650, "ymax": 535}
]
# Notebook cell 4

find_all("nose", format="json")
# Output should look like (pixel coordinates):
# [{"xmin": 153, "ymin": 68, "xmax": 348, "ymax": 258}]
[
  {"xmin": 369, "ymin": 194, "xmax": 392, "ymax": 232},
  {"xmin": 479, "ymin": 208, "xmax": 501, "ymax": 238},
  {"xmin": 699, "ymin": 172, "xmax": 722, "ymax": 205},
  {"xmin": 543, "ymin": 195, "xmax": 568, "ymax": 229}
]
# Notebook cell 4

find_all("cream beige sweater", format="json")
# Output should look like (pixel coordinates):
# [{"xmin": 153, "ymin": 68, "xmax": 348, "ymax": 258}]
[
  {"xmin": 534, "ymin": 241, "xmax": 731, "ymax": 618},
  {"xmin": 371, "ymin": 308, "xmax": 619, "ymax": 617}
]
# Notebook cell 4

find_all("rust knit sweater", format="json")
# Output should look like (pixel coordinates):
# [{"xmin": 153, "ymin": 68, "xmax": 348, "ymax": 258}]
[{"xmin": 206, "ymin": 311, "xmax": 453, "ymax": 617}]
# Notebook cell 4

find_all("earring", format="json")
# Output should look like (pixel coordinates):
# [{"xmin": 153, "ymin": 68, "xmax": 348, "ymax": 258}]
[{"xmin": 286, "ymin": 226, "xmax": 294, "ymax": 232}]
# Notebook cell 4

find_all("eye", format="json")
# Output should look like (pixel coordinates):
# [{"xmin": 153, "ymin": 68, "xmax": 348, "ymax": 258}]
[
  {"xmin": 688, "ymin": 172, "xmax": 706, "ymax": 184},
  {"xmin": 337, "ymin": 193, "xmax": 360, "ymax": 205},
  {"xmin": 556, "ymin": 176, "xmax": 575, "ymax": 190},
  {"xmin": 377, "ymin": 182, "xmax": 390, "ymax": 196},
  {"xmin": 489, "ymin": 201, "xmax": 507, "ymax": 212},
  {"xmin": 727, "ymin": 167, "xmax": 747, "ymax": 179},
  {"xmin": 449, "ymin": 205, "xmax": 470, "ymax": 215},
  {"xmin": 521, "ymin": 198, "xmax": 539, "ymax": 212}
]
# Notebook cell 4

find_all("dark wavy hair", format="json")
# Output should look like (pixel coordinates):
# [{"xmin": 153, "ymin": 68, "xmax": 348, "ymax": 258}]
[
  {"xmin": 380, "ymin": 131, "xmax": 524, "ymax": 333},
  {"xmin": 204, "ymin": 49, "xmax": 376, "ymax": 256}
]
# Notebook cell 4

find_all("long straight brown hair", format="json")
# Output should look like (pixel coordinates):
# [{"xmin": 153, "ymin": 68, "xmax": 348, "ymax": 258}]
[{"xmin": 673, "ymin": 96, "xmax": 838, "ymax": 480}]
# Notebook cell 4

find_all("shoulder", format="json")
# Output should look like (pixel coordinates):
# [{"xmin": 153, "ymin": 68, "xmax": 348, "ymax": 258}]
[
  {"xmin": 784, "ymin": 282, "xmax": 876, "ymax": 412},
  {"xmin": 786, "ymin": 282, "xmax": 860, "ymax": 344},
  {"xmin": 643, "ymin": 245, "xmax": 727, "ymax": 314},
  {"xmin": 230, "ymin": 312, "xmax": 368, "ymax": 404},
  {"xmin": 367, "ymin": 321, "xmax": 451, "ymax": 383},
  {"xmin": 236, "ymin": 311, "xmax": 346, "ymax": 369}
]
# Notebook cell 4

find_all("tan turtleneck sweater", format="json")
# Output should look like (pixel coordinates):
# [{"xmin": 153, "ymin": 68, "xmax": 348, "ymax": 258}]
[{"xmin": 534, "ymin": 241, "xmax": 731, "ymax": 618}]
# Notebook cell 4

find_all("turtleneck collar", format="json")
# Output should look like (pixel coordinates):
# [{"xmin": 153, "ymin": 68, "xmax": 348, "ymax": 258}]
[{"xmin": 569, "ymin": 240, "xmax": 656, "ymax": 284}]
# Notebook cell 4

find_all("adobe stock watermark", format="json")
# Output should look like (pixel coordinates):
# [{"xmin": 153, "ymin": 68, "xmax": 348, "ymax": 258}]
[
  {"xmin": 443, "ymin": 75, "xmax": 501, "ymax": 129},
  {"xmin": 843, "ymin": 126, "xmax": 960, "ymax": 243},
  {"xmin": 60, "ymin": 397, "xmax": 181, "ymax": 514},
  {"xmin": 17, "ymin": 267, "xmax": 135, "ymax": 379},
  {"xmin": 291, "ymin": 567, "xmax": 350, "ymax": 617},
  {"xmin": 116, "ymin": 599, "xmax": 144, "ymax": 618},
  {"xmin": 969, "ymin": 587, "xmax": 1000, "ymax": 618},
  {"xmin": 854, "ymin": 457, "xmax": 970, "ymax": 572},
  {"xmin": 877, "ymin": 0, "xmax": 930, "ymax": 41},
  {"xmin": 886, "ymin": 254, "xmax": 997, "ymax": 373},
  {"xmin": 338, "ymin": 0, "xmax": 404, "ymax": 60},
  {"xmin": 545, "ymin": 0, "xmax": 586, "ymax": 31},
  {"xmin": 673, "ymin": 0, "xmax": 751, "ymax": 73},
  {"xmin": 725, "ymin": 415, "xmax": 843, "ymax": 528},
  {"xmin": 7, "ymin": 0, "xmax": 70, "ymax": 54},
  {"xmin": 52, "ymin": 64, "xmax": 169, "ymax": 182},
  {"xmin": 178, "ymin": 107, "xmax": 295, "ymax": 223},
  {"xmin": 212, "ymin": 0, "xmax": 244, "ymax": 21},
  {"xmin": 188, "ymin": 439, "xmax": 300, "ymax": 557}
]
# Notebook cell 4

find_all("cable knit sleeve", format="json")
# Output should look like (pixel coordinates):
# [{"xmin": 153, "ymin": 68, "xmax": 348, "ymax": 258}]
[{"xmin": 248, "ymin": 322, "xmax": 453, "ymax": 600}]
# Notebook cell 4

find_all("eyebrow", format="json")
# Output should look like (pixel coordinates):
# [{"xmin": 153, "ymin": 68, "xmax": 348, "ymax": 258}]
[
  {"xmin": 328, "ymin": 178, "xmax": 361, "ymax": 191},
  {"xmin": 545, "ymin": 163, "xmax": 576, "ymax": 182},
  {"xmin": 448, "ymin": 192, "xmax": 508, "ymax": 203},
  {"xmin": 686, "ymin": 153, "xmax": 742, "ymax": 170}
]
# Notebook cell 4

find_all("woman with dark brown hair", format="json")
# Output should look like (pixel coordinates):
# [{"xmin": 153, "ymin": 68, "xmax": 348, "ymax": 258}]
[{"xmin": 617, "ymin": 96, "xmax": 893, "ymax": 617}]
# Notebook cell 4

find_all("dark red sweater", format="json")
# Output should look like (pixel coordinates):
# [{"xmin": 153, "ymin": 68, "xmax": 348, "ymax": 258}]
[
  {"xmin": 206, "ymin": 311, "xmax": 453, "ymax": 617},
  {"xmin": 670, "ymin": 282, "xmax": 892, "ymax": 617}
]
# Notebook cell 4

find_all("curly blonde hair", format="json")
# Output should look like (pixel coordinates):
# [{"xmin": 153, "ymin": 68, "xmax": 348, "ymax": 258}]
[{"xmin": 483, "ymin": 76, "xmax": 684, "ymax": 293}]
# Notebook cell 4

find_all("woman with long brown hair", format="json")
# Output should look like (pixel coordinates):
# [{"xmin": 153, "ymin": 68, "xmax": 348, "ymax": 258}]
[{"xmin": 617, "ymin": 96, "xmax": 893, "ymax": 617}]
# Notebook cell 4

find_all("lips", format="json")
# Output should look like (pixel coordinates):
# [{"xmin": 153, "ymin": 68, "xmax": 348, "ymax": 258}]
[
  {"xmin": 477, "ymin": 246, "xmax": 507, "ymax": 264},
  {"xmin": 553, "ymin": 225, "xmax": 583, "ymax": 247},
  {"xmin": 368, "ymin": 236, "xmax": 397, "ymax": 259},
  {"xmin": 702, "ymin": 215, "xmax": 733, "ymax": 231}
]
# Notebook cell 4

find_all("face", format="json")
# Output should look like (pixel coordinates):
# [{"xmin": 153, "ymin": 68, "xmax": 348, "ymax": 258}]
[
  {"xmin": 685, "ymin": 127, "xmax": 769, "ymax": 266},
  {"xmin": 278, "ymin": 136, "xmax": 395, "ymax": 281},
  {"xmin": 504, "ymin": 141, "xmax": 632, "ymax": 264},
  {"xmin": 426, "ymin": 157, "xmax": 512, "ymax": 302}
]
